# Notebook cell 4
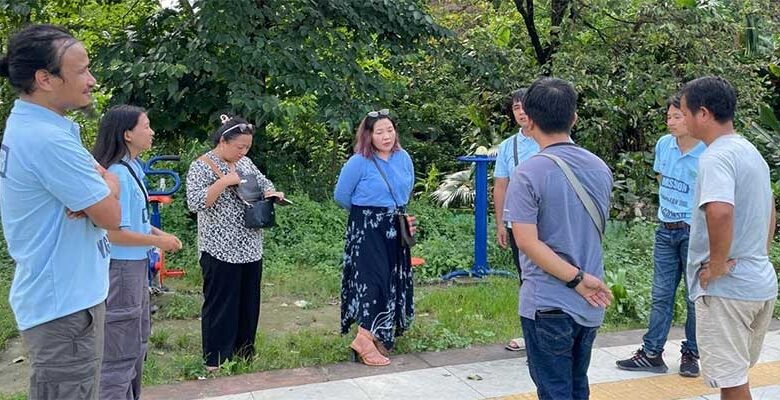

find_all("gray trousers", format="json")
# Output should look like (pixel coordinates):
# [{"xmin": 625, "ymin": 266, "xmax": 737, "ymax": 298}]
[
  {"xmin": 100, "ymin": 258, "xmax": 150, "ymax": 400},
  {"xmin": 21, "ymin": 302, "xmax": 106, "ymax": 400}
]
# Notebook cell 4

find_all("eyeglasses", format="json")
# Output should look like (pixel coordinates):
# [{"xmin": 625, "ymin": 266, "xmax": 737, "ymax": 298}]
[
  {"xmin": 222, "ymin": 123, "xmax": 254, "ymax": 137},
  {"xmin": 367, "ymin": 109, "xmax": 390, "ymax": 118}
]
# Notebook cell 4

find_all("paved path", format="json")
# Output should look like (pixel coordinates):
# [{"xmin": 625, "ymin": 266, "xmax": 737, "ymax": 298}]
[{"xmin": 142, "ymin": 323, "xmax": 780, "ymax": 400}]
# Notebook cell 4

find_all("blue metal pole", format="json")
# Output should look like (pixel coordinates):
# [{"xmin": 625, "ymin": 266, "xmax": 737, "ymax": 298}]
[{"xmin": 473, "ymin": 159, "xmax": 489, "ymax": 276}]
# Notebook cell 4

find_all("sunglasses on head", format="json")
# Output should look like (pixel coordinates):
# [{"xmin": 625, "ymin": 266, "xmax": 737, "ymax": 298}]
[
  {"xmin": 367, "ymin": 109, "xmax": 390, "ymax": 118},
  {"xmin": 221, "ymin": 123, "xmax": 254, "ymax": 137}
]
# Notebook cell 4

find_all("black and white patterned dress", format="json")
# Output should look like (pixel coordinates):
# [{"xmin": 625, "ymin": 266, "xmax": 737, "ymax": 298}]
[{"xmin": 186, "ymin": 151, "xmax": 275, "ymax": 263}]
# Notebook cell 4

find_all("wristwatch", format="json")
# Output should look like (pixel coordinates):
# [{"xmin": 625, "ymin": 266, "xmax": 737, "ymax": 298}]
[{"xmin": 566, "ymin": 269, "xmax": 584, "ymax": 288}]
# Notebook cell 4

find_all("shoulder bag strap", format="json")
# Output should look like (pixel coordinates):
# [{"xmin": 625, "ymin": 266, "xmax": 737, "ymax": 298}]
[
  {"xmin": 370, "ymin": 156, "xmax": 401, "ymax": 208},
  {"xmin": 535, "ymin": 153, "xmax": 605, "ymax": 240},
  {"xmin": 118, "ymin": 160, "xmax": 149, "ymax": 203},
  {"xmin": 198, "ymin": 155, "xmax": 251, "ymax": 206},
  {"xmin": 513, "ymin": 134, "xmax": 519, "ymax": 167}
]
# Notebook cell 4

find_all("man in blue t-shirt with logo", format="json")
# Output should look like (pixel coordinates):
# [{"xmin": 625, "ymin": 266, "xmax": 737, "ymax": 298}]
[
  {"xmin": 617, "ymin": 95, "xmax": 705, "ymax": 377},
  {"xmin": 493, "ymin": 88, "xmax": 539, "ymax": 352},
  {"xmin": 0, "ymin": 25, "xmax": 120, "ymax": 400},
  {"xmin": 504, "ymin": 77, "xmax": 613, "ymax": 400}
]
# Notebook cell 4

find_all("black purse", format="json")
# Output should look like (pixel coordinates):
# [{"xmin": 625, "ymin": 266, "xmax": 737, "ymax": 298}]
[
  {"xmin": 199, "ymin": 155, "xmax": 276, "ymax": 229},
  {"xmin": 370, "ymin": 157, "xmax": 415, "ymax": 248}
]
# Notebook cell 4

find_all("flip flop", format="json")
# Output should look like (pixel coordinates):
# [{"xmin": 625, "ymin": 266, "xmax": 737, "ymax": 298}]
[{"xmin": 505, "ymin": 337, "xmax": 525, "ymax": 352}]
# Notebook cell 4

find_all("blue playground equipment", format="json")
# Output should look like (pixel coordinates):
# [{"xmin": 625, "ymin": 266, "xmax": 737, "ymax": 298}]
[
  {"xmin": 141, "ymin": 155, "xmax": 185, "ymax": 285},
  {"xmin": 442, "ymin": 155, "xmax": 513, "ymax": 280}
]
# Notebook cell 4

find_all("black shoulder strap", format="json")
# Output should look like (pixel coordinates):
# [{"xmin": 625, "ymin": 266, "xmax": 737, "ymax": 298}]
[
  {"xmin": 513, "ymin": 134, "xmax": 519, "ymax": 167},
  {"xmin": 370, "ymin": 156, "xmax": 401, "ymax": 208},
  {"xmin": 119, "ymin": 160, "xmax": 149, "ymax": 203}
]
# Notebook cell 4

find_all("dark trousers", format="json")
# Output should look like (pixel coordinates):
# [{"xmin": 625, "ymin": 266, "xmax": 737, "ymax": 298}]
[
  {"xmin": 200, "ymin": 252, "xmax": 262, "ymax": 367},
  {"xmin": 507, "ymin": 226, "xmax": 522, "ymax": 280},
  {"xmin": 521, "ymin": 311, "xmax": 599, "ymax": 400}
]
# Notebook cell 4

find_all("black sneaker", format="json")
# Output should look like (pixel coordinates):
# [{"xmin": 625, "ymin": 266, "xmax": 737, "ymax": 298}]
[
  {"xmin": 615, "ymin": 347, "xmax": 669, "ymax": 373},
  {"xmin": 679, "ymin": 349, "xmax": 700, "ymax": 378}
]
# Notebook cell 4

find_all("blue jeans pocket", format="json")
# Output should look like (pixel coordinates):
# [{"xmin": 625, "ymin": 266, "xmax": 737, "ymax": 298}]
[{"xmin": 535, "ymin": 310, "xmax": 574, "ymax": 356}]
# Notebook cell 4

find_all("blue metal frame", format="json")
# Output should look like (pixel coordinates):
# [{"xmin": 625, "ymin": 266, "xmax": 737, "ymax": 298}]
[
  {"xmin": 140, "ymin": 155, "xmax": 182, "ymax": 229},
  {"xmin": 442, "ymin": 155, "xmax": 513, "ymax": 280}
]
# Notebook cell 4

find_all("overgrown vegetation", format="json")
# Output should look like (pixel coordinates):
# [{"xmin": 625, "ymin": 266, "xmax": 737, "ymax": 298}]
[{"xmin": 1, "ymin": 0, "xmax": 780, "ymax": 395}]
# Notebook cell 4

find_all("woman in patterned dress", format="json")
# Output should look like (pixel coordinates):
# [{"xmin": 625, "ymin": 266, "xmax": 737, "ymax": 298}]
[
  {"xmin": 334, "ymin": 109, "xmax": 416, "ymax": 366},
  {"xmin": 186, "ymin": 115, "xmax": 285, "ymax": 371}
]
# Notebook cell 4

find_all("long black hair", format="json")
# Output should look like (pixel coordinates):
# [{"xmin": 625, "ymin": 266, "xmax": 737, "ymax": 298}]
[
  {"xmin": 92, "ymin": 105, "xmax": 146, "ymax": 168},
  {"xmin": 0, "ymin": 24, "xmax": 78, "ymax": 94}
]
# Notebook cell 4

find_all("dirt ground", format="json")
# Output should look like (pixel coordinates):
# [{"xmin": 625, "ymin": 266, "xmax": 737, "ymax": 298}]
[{"xmin": 0, "ymin": 295, "xmax": 342, "ymax": 396}]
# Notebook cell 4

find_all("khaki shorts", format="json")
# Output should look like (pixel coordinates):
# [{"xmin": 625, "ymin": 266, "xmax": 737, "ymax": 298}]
[{"xmin": 695, "ymin": 295, "xmax": 775, "ymax": 388}]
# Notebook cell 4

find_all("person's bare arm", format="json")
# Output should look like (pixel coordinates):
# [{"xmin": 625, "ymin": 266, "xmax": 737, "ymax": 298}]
[
  {"xmin": 512, "ymin": 222, "xmax": 612, "ymax": 307},
  {"xmin": 768, "ymin": 197, "xmax": 776, "ymax": 254},
  {"xmin": 82, "ymin": 169, "xmax": 121, "ymax": 229},
  {"xmin": 699, "ymin": 202, "xmax": 734, "ymax": 288},
  {"xmin": 494, "ymin": 177, "xmax": 509, "ymax": 248}
]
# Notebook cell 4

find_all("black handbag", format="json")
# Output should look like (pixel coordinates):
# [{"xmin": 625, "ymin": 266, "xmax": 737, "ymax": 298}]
[
  {"xmin": 370, "ymin": 157, "xmax": 415, "ymax": 248},
  {"xmin": 199, "ymin": 155, "xmax": 276, "ymax": 229},
  {"xmin": 242, "ymin": 198, "xmax": 276, "ymax": 229}
]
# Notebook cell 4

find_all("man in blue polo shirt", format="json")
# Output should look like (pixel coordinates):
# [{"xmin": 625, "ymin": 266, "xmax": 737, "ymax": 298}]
[
  {"xmin": 0, "ymin": 25, "xmax": 120, "ymax": 400},
  {"xmin": 617, "ymin": 95, "xmax": 705, "ymax": 378},
  {"xmin": 493, "ymin": 89, "xmax": 539, "ymax": 352}
]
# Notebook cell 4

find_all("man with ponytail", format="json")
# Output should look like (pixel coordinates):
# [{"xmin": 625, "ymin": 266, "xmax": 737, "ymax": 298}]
[{"xmin": 0, "ymin": 24, "xmax": 120, "ymax": 399}]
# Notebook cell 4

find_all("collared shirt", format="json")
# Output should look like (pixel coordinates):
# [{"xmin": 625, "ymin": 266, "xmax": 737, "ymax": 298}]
[
  {"xmin": 0, "ymin": 99, "xmax": 111, "ymax": 330},
  {"xmin": 687, "ymin": 134, "xmax": 777, "ymax": 302},
  {"xmin": 108, "ymin": 157, "xmax": 152, "ymax": 260},
  {"xmin": 186, "ymin": 151, "xmax": 275, "ymax": 264},
  {"xmin": 493, "ymin": 130, "xmax": 540, "ymax": 179},
  {"xmin": 653, "ymin": 134, "xmax": 706, "ymax": 224},
  {"xmin": 333, "ymin": 150, "xmax": 414, "ymax": 210},
  {"xmin": 504, "ymin": 143, "xmax": 613, "ymax": 327}
]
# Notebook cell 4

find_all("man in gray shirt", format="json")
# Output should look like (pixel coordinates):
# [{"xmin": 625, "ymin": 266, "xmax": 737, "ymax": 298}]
[
  {"xmin": 504, "ymin": 77, "xmax": 613, "ymax": 400},
  {"xmin": 681, "ymin": 76, "xmax": 777, "ymax": 400}
]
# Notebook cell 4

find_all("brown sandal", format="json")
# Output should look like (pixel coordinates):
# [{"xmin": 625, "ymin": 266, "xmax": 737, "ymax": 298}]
[{"xmin": 350, "ymin": 328, "xmax": 390, "ymax": 366}]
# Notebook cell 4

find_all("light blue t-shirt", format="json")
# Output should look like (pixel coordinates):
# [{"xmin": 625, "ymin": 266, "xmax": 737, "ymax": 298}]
[
  {"xmin": 653, "ymin": 134, "xmax": 706, "ymax": 224},
  {"xmin": 493, "ymin": 130, "xmax": 540, "ymax": 179},
  {"xmin": 334, "ymin": 150, "xmax": 414, "ymax": 210},
  {"xmin": 108, "ymin": 158, "xmax": 152, "ymax": 260},
  {"xmin": 504, "ymin": 143, "xmax": 613, "ymax": 327},
  {"xmin": 0, "ymin": 99, "xmax": 111, "ymax": 331},
  {"xmin": 687, "ymin": 134, "xmax": 778, "ymax": 302}
]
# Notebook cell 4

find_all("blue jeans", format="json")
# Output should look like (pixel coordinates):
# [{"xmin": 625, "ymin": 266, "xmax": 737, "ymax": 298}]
[
  {"xmin": 521, "ymin": 311, "xmax": 599, "ymax": 400},
  {"xmin": 642, "ymin": 225, "xmax": 697, "ymax": 356}
]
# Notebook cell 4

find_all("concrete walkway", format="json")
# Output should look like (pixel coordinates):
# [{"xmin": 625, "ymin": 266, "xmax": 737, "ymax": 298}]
[{"xmin": 142, "ymin": 323, "xmax": 780, "ymax": 400}]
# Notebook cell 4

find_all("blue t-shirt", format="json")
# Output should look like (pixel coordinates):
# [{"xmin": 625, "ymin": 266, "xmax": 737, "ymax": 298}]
[
  {"xmin": 504, "ymin": 143, "xmax": 613, "ymax": 327},
  {"xmin": 108, "ymin": 158, "xmax": 152, "ymax": 260},
  {"xmin": 493, "ymin": 130, "xmax": 540, "ymax": 179},
  {"xmin": 334, "ymin": 150, "xmax": 414, "ymax": 210},
  {"xmin": 653, "ymin": 134, "xmax": 706, "ymax": 224},
  {"xmin": 0, "ymin": 99, "xmax": 111, "ymax": 330}
]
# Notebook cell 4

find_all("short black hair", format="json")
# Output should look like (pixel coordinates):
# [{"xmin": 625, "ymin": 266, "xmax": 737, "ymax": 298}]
[
  {"xmin": 666, "ymin": 94, "xmax": 681, "ymax": 110},
  {"xmin": 0, "ymin": 24, "xmax": 79, "ymax": 94},
  {"xmin": 522, "ymin": 77, "xmax": 577, "ymax": 134},
  {"xmin": 504, "ymin": 88, "xmax": 527, "ymax": 127},
  {"xmin": 680, "ymin": 76, "xmax": 736, "ymax": 123},
  {"xmin": 211, "ymin": 115, "xmax": 254, "ymax": 146}
]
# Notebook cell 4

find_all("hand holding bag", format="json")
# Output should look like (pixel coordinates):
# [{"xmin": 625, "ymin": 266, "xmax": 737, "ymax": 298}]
[
  {"xmin": 370, "ymin": 156, "xmax": 416, "ymax": 248},
  {"xmin": 199, "ymin": 155, "xmax": 276, "ymax": 229}
]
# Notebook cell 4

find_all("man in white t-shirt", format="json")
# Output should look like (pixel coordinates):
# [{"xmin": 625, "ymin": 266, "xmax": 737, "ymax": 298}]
[{"xmin": 681, "ymin": 76, "xmax": 778, "ymax": 400}]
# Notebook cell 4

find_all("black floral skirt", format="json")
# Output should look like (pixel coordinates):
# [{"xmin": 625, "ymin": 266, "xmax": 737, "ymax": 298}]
[{"xmin": 340, "ymin": 205, "xmax": 414, "ymax": 350}]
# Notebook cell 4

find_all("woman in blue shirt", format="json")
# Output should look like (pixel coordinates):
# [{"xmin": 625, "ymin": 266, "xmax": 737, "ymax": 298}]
[
  {"xmin": 92, "ymin": 105, "xmax": 182, "ymax": 400},
  {"xmin": 334, "ymin": 109, "xmax": 416, "ymax": 366}
]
